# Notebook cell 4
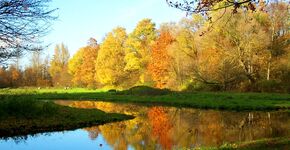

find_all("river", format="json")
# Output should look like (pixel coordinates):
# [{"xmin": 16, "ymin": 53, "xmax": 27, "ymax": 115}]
[{"xmin": 0, "ymin": 101, "xmax": 289, "ymax": 150}]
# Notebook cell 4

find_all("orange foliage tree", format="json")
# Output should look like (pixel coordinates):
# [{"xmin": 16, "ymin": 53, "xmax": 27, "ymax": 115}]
[
  {"xmin": 148, "ymin": 30, "xmax": 174, "ymax": 88},
  {"xmin": 69, "ymin": 40, "xmax": 99, "ymax": 88},
  {"xmin": 80, "ymin": 45, "xmax": 99, "ymax": 88}
]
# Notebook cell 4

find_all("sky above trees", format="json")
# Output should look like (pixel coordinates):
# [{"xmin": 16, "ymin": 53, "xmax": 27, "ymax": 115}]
[{"xmin": 44, "ymin": 0, "xmax": 185, "ymax": 57}]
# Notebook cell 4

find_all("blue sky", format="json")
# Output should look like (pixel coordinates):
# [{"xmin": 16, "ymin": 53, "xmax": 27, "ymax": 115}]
[{"xmin": 42, "ymin": 0, "xmax": 186, "ymax": 57}]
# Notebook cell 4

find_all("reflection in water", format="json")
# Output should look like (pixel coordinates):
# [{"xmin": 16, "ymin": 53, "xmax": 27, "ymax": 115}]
[
  {"xmin": 56, "ymin": 101, "xmax": 290, "ymax": 150},
  {"xmin": 148, "ymin": 107, "xmax": 172, "ymax": 150}
]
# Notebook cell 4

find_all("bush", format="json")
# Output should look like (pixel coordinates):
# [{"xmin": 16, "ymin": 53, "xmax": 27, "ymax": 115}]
[
  {"xmin": 183, "ymin": 82, "xmax": 222, "ymax": 92},
  {"xmin": 108, "ymin": 89, "xmax": 117, "ymax": 93},
  {"xmin": 256, "ymin": 80, "xmax": 282, "ymax": 93},
  {"xmin": 118, "ymin": 86, "xmax": 172, "ymax": 96}
]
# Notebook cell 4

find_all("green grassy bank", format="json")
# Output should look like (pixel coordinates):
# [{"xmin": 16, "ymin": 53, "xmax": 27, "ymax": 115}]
[
  {"xmin": 204, "ymin": 137, "xmax": 290, "ymax": 150},
  {"xmin": 1, "ymin": 87, "xmax": 289, "ymax": 111},
  {"xmin": 0, "ymin": 97, "xmax": 133, "ymax": 137}
]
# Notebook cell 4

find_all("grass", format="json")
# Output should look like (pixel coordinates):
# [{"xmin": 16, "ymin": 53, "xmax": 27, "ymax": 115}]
[
  {"xmin": 1, "ymin": 87, "xmax": 289, "ymax": 111},
  {"xmin": 201, "ymin": 137, "xmax": 290, "ymax": 150},
  {"xmin": 0, "ymin": 96, "xmax": 133, "ymax": 137}
]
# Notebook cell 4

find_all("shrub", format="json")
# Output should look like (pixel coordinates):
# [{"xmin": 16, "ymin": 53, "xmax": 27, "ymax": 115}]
[
  {"xmin": 118, "ymin": 86, "xmax": 172, "ymax": 96},
  {"xmin": 108, "ymin": 89, "xmax": 117, "ymax": 93},
  {"xmin": 256, "ymin": 80, "xmax": 282, "ymax": 93},
  {"xmin": 183, "ymin": 82, "xmax": 222, "ymax": 92}
]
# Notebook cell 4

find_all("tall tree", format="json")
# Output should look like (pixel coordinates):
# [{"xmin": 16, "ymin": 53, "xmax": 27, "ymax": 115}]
[
  {"xmin": 0, "ymin": 67, "xmax": 9, "ymax": 87},
  {"xmin": 81, "ymin": 44, "xmax": 99, "ymax": 88},
  {"xmin": 125, "ymin": 19, "xmax": 157, "ymax": 85},
  {"xmin": 264, "ymin": 2, "xmax": 289, "ymax": 81},
  {"xmin": 30, "ymin": 51, "xmax": 52, "ymax": 86},
  {"xmin": 68, "ymin": 47, "xmax": 84, "ymax": 86},
  {"xmin": 49, "ymin": 43, "xmax": 71, "ymax": 87},
  {"xmin": 168, "ymin": 16, "xmax": 204, "ymax": 90},
  {"xmin": 0, "ymin": 0, "xmax": 57, "ymax": 63},
  {"xmin": 196, "ymin": 10, "xmax": 271, "ymax": 90},
  {"xmin": 96, "ymin": 27, "xmax": 127, "ymax": 88},
  {"xmin": 148, "ymin": 29, "xmax": 174, "ymax": 89},
  {"xmin": 69, "ymin": 38, "xmax": 99, "ymax": 88},
  {"xmin": 31, "ymin": 50, "xmax": 42, "ymax": 82},
  {"xmin": 8, "ymin": 64, "xmax": 21, "ymax": 87}
]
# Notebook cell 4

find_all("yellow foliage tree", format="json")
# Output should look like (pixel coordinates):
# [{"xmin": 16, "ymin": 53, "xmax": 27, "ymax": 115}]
[
  {"xmin": 69, "ymin": 41, "xmax": 99, "ymax": 88},
  {"xmin": 49, "ymin": 43, "xmax": 71, "ymax": 87},
  {"xmin": 96, "ymin": 27, "xmax": 127, "ymax": 88},
  {"xmin": 125, "ymin": 19, "xmax": 157, "ymax": 85}
]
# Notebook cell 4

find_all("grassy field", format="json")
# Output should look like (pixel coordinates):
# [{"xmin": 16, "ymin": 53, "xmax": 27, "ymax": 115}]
[
  {"xmin": 0, "ymin": 96, "xmax": 133, "ymax": 137},
  {"xmin": 1, "ymin": 87, "xmax": 289, "ymax": 111}
]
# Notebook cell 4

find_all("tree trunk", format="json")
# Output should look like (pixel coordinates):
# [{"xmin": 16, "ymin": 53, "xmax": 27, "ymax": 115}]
[{"xmin": 267, "ymin": 61, "xmax": 271, "ymax": 81}]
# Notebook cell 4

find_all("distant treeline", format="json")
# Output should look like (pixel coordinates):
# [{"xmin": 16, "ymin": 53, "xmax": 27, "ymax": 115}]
[{"xmin": 0, "ymin": 2, "xmax": 289, "ymax": 92}]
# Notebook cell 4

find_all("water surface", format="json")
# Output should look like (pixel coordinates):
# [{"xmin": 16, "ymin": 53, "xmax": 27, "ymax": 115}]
[{"xmin": 0, "ymin": 101, "xmax": 289, "ymax": 150}]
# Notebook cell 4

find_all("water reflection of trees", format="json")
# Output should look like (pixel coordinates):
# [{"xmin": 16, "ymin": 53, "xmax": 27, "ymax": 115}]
[
  {"xmin": 148, "ymin": 107, "xmax": 173, "ymax": 150},
  {"xmin": 59, "ymin": 101, "xmax": 289, "ymax": 149}
]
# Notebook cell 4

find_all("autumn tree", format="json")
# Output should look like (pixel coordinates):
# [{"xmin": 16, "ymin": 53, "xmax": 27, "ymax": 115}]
[
  {"xmin": 68, "ymin": 48, "xmax": 84, "ymax": 86},
  {"xmin": 125, "ymin": 19, "xmax": 157, "ymax": 85},
  {"xmin": 0, "ymin": 67, "xmax": 9, "ymax": 87},
  {"xmin": 49, "ymin": 43, "xmax": 71, "ymax": 87},
  {"xmin": 0, "ymin": 0, "xmax": 57, "ymax": 63},
  {"xmin": 168, "ymin": 17, "xmax": 203, "ymax": 90},
  {"xmin": 30, "ymin": 51, "xmax": 52, "ymax": 86},
  {"xmin": 193, "ymin": 10, "xmax": 271, "ymax": 90},
  {"xmin": 264, "ymin": 2, "xmax": 289, "ymax": 81},
  {"xmin": 10, "ymin": 65, "xmax": 21, "ymax": 86},
  {"xmin": 96, "ymin": 27, "xmax": 128, "ymax": 88},
  {"xmin": 30, "ymin": 50, "xmax": 42, "ymax": 85},
  {"xmin": 81, "ymin": 45, "xmax": 99, "ymax": 88},
  {"xmin": 69, "ymin": 38, "xmax": 99, "ymax": 88},
  {"xmin": 148, "ymin": 29, "xmax": 174, "ymax": 89}
]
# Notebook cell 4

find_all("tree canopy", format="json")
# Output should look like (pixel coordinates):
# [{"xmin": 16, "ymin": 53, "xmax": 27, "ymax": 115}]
[{"xmin": 0, "ymin": 1, "xmax": 289, "ymax": 92}]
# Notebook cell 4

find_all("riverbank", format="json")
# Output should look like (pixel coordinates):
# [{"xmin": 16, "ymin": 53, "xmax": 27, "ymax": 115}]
[
  {"xmin": 210, "ymin": 137, "xmax": 290, "ymax": 150},
  {"xmin": 1, "ymin": 88, "xmax": 289, "ymax": 111},
  {"xmin": 0, "ymin": 97, "xmax": 133, "ymax": 137},
  {"xmin": 0, "ymin": 88, "xmax": 289, "ymax": 148}
]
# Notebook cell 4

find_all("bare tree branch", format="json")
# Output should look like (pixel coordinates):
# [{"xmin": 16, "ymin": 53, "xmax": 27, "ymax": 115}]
[
  {"xmin": 0, "ymin": 0, "xmax": 57, "ymax": 63},
  {"xmin": 166, "ymin": 0, "xmax": 255, "ymax": 14}
]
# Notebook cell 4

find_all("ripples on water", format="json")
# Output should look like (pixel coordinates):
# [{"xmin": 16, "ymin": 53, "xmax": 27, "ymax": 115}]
[{"xmin": 0, "ymin": 100, "xmax": 289, "ymax": 150}]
